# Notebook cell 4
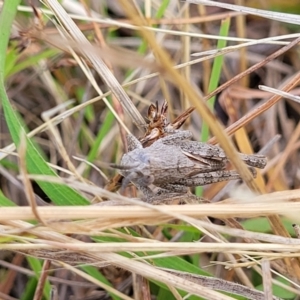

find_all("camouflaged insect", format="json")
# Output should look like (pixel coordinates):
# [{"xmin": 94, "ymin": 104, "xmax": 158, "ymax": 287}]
[
  {"xmin": 120, "ymin": 130, "xmax": 267, "ymax": 202},
  {"xmin": 105, "ymin": 100, "xmax": 194, "ymax": 193}
]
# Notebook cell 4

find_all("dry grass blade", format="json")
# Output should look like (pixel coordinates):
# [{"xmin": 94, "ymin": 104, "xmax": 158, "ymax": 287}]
[
  {"xmin": 203, "ymin": 37, "xmax": 300, "ymax": 102},
  {"xmin": 43, "ymin": 0, "xmax": 146, "ymax": 129},
  {"xmin": 7, "ymin": 242, "xmax": 300, "ymax": 255},
  {"xmin": 261, "ymin": 259, "xmax": 273, "ymax": 300},
  {"xmin": 259, "ymin": 85, "xmax": 300, "ymax": 104},
  {"xmin": 33, "ymin": 260, "xmax": 51, "ymax": 300},
  {"xmin": 3, "ymin": 220, "xmax": 234, "ymax": 300},
  {"xmin": 1, "ymin": 187, "xmax": 300, "ymax": 222},
  {"xmin": 185, "ymin": 0, "xmax": 300, "ymax": 25},
  {"xmin": 266, "ymin": 122, "xmax": 300, "ymax": 192},
  {"xmin": 57, "ymin": 262, "xmax": 135, "ymax": 300},
  {"xmin": 164, "ymin": 269, "xmax": 280, "ymax": 300},
  {"xmin": 209, "ymin": 72, "xmax": 300, "ymax": 144},
  {"xmin": 2, "ymin": 1, "xmax": 300, "ymax": 299},
  {"xmin": 117, "ymin": 0, "xmax": 259, "ymax": 193}
]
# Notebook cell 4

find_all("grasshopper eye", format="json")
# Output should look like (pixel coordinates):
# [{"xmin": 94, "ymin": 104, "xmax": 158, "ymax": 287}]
[{"xmin": 141, "ymin": 174, "xmax": 154, "ymax": 185}]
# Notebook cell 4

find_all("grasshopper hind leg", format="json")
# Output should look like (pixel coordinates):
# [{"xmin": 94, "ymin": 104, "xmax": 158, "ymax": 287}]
[{"xmin": 177, "ymin": 168, "xmax": 257, "ymax": 187}]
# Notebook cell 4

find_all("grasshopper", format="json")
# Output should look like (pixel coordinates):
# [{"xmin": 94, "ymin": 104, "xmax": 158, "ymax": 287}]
[
  {"xmin": 120, "ymin": 130, "xmax": 267, "ymax": 202},
  {"xmin": 105, "ymin": 100, "xmax": 195, "ymax": 192}
]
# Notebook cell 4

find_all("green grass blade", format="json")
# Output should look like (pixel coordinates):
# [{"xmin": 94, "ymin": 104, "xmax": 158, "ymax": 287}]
[
  {"xmin": 0, "ymin": 190, "xmax": 16, "ymax": 206},
  {"xmin": 85, "ymin": 101, "xmax": 115, "ymax": 176},
  {"xmin": 138, "ymin": 0, "xmax": 170, "ymax": 53},
  {"xmin": 0, "ymin": 0, "xmax": 89, "ymax": 205},
  {"xmin": 20, "ymin": 277, "xmax": 38, "ymax": 300},
  {"xmin": 200, "ymin": 17, "xmax": 231, "ymax": 143},
  {"xmin": 5, "ymin": 48, "xmax": 59, "ymax": 78},
  {"xmin": 196, "ymin": 17, "xmax": 231, "ymax": 196},
  {"xmin": 82, "ymin": 266, "xmax": 121, "ymax": 300},
  {"xmin": 125, "ymin": 0, "xmax": 170, "ymax": 76}
]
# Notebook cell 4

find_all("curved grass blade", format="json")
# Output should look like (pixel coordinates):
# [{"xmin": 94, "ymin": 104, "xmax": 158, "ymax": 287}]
[
  {"xmin": 0, "ymin": 0, "xmax": 89, "ymax": 206},
  {"xmin": 0, "ymin": 190, "xmax": 16, "ymax": 206}
]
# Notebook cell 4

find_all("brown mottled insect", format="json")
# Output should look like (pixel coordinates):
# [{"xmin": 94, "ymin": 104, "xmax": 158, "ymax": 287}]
[
  {"xmin": 105, "ymin": 101, "xmax": 195, "ymax": 192},
  {"xmin": 120, "ymin": 130, "xmax": 267, "ymax": 202}
]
